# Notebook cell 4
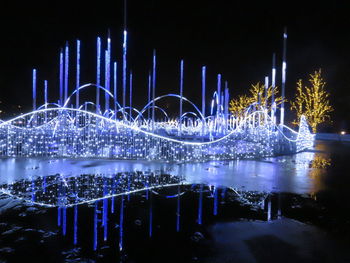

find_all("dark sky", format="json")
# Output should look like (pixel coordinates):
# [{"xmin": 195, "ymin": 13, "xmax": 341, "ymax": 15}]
[{"xmin": 1, "ymin": 0, "xmax": 350, "ymax": 131}]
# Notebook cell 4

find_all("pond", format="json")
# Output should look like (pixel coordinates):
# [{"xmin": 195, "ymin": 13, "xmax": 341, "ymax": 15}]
[{"xmin": 0, "ymin": 140, "xmax": 349, "ymax": 262}]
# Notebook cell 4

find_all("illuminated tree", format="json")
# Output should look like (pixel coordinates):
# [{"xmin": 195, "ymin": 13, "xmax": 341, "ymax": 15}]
[
  {"xmin": 248, "ymin": 82, "xmax": 283, "ymax": 109},
  {"xmin": 290, "ymin": 70, "xmax": 333, "ymax": 133},
  {"xmin": 229, "ymin": 94, "xmax": 253, "ymax": 117},
  {"xmin": 229, "ymin": 82, "xmax": 283, "ymax": 117}
]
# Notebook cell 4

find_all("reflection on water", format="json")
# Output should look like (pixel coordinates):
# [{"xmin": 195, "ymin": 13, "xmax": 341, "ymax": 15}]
[
  {"xmin": 0, "ymin": 142, "xmax": 334, "ymax": 195},
  {"xmin": 0, "ymin": 172, "xmax": 183, "ymax": 207},
  {"xmin": 310, "ymin": 156, "xmax": 331, "ymax": 169},
  {"xmin": 1, "ymin": 140, "xmax": 350, "ymax": 263}
]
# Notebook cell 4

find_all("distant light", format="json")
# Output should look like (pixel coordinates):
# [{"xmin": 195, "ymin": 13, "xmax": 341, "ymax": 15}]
[{"xmin": 340, "ymin": 131, "xmax": 346, "ymax": 135}]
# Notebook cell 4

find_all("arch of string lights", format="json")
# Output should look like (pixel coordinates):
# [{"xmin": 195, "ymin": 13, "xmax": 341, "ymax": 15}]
[{"xmin": 0, "ymin": 30, "xmax": 314, "ymax": 162}]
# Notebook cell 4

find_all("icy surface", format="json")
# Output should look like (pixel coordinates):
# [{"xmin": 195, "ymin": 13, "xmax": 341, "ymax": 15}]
[{"xmin": 0, "ymin": 149, "xmax": 325, "ymax": 195}]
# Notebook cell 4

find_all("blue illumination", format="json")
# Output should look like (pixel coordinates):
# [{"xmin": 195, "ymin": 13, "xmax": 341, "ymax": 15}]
[
  {"xmin": 198, "ymin": 184, "xmax": 203, "ymax": 225},
  {"xmin": 179, "ymin": 60, "xmax": 184, "ymax": 136},
  {"xmin": 64, "ymin": 43, "xmax": 69, "ymax": 103},
  {"xmin": 58, "ymin": 207, "xmax": 61, "ymax": 227},
  {"xmin": 148, "ymin": 72, "xmax": 151, "ymax": 120},
  {"xmin": 59, "ymin": 51, "xmax": 63, "ymax": 105},
  {"xmin": 217, "ymin": 74, "xmax": 221, "ymax": 116},
  {"xmin": 103, "ymin": 179, "xmax": 108, "ymax": 241},
  {"xmin": 114, "ymin": 62, "xmax": 118, "ymax": 119},
  {"xmin": 129, "ymin": 71, "xmax": 133, "ymax": 120},
  {"xmin": 32, "ymin": 69, "xmax": 37, "ymax": 110},
  {"xmin": 76, "ymin": 40, "xmax": 80, "ymax": 109},
  {"xmin": 63, "ymin": 206, "xmax": 67, "ymax": 236},
  {"xmin": 93, "ymin": 201, "xmax": 98, "ymax": 251},
  {"xmin": 105, "ymin": 50, "xmax": 110, "ymax": 112},
  {"xmin": 176, "ymin": 185, "xmax": 180, "ymax": 232},
  {"xmin": 111, "ymin": 179, "xmax": 116, "ymax": 214},
  {"xmin": 74, "ymin": 204, "xmax": 78, "ymax": 245},
  {"xmin": 213, "ymin": 187, "xmax": 218, "ymax": 216},
  {"xmin": 31, "ymin": 178, "xmax": 35, "ymax": 202},
  {"xmin": 122, "ymin": 31, "xmax": 127, "ymax": 119},
  {"xmin": 264, "ymin": 76, "xmax": 269, "ymax": 107},
  {"xmin": 96, "ymin": 37, "xmax": 101, "ymax": 113},
  {"xmin": 152, "ymin": 49, "xmax": 156, "ymax": 130},
  {"xmin": 119, "ymin": 195, "xmax": 124, "ymax": 251},
  {"xmin": 202, "ymin": 66, "xmax": 206, "ymax": 135}
]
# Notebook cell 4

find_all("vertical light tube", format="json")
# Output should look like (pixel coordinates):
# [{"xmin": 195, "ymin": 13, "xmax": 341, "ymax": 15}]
[
  {"xmin": 114, "ymin": 62, "xmax": 118, "ymax": 119},
  {"xmin": 280, "ymin": 28, "xmax": 287, "ymax": 128},
  {"xmin": 176, "ymin": 185, "xmax": 180, "ymax": 232},
  {"xmin": 264, "ymin": 76, "xmax": 269, "ymax": 107},
  {"xmin": 93, "ymin": 201, "xmax": 98, "ymax": 251},
  {"xmin": 103, "ymin": 179, "xmax": 108, "ymax": 241},
  {"xmin": 122, "ymin": 30, "xmax": 128, "ymax": 120},
  {"xmin": 59, "ymin": 51, "xmax": 63, "ymax": 105},
  {"xmin": 44, "ymin": 80, "xmax": 48, "ymax": 108},
  {"xmin": 105, "ymin": 36, "xmax": 111, "ymax": 113},
  {"xmin": 76, "ymin": 40, "xmax": 80, "ymax": 109},
  {"xmin": 44, "ymin": 80, "xmax": 48, "ymax": 122},
  {"xmin": 147, "ymin": 71, "xmax": 151, "ymax": 121},
  {"xmin": 31, "ymin": 178, "xmax": 35, "ymax": 202},
  {"xmin": 64, "ymin": 43, "xmax": 69, "ymax": 104},
  {"xmin": 105, "ymin": 50, "xmax": 110, "ymax": 112},
  {"xmin": 198, "ymin": 184, "xmax": 203, "ymax": 225},
  {"xmin": 179, "ymin": 60, "xmax": 184, "ymax": 136},
  {"xmin": 151, "ymin": 50, "xmax": 156, "ymax": 130},
  {"xmin": 74, "ymin": 204, "xmax": 78, "ymax": 245},
  {"xmin": 217, "ymin": 74, "xmax": 221, "ymax": 113},
  {"xmin": 201, "ymin": 66, "xmax": 206, "ymax": 135},
  {"xmin": 271, "ymin": 53, "xmax": 276, "ymax": 121},
  {"xmin": 213, "ymin": 187, "xmax": 218, "ymax": 216},
  {"xmin": 32, "ymin": 69, "xmax": 37, "ymax": 110},
  {"xmin": 57, "ymin": 207, "xmax": 61, "ymax": 226},
  {"xmin": 119, "ymin": 195, "xmax": 124, "ymax": 251},
  {"xmin": 111, "ymin": 180, "xmax": 116, "ymax": 214},
  {"xmin": 129, "ymin": 71, "xmax": 133, "ymax": 121},
  {"xmin": 96, "ymin": 37, "xmax": 101, "ymax": 113},
  {"xmin": 62, "ymin": 206, "xmax": 67, "ymax": 236},
  {"xmin": 224, "ymin": 83, "xmax": 229, "ymax": 132}
]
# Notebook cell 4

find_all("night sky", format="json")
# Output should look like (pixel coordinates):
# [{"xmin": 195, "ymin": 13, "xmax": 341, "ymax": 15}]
[{"xmin": 1, "ymin": 0, "xmax": 350, "ymax": 132}]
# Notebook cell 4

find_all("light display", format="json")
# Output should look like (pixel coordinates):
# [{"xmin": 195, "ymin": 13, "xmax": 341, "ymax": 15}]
[
  {"xmin": 290, "ymin": 69, "xmax": 333, "ymax": 133},
  {"xmin": 0, "ymin": 26, "xmax": 314, "ymax": 162}
]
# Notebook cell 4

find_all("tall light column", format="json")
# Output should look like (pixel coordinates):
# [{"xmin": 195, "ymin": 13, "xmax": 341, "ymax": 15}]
[
  {"xmin": 105, "ymin": 36, "xmax": 111, "ymax": 113},
  {"xmin": 32, "ymin": 69, "xmax": 37, "ymax": 111},
  {"xmin": 224, "ymin": 81, "xmax": 229, "ymax": 132},
  {"xmin": 201, "ymin": 66, "xmax": 206, "ymax": 135},
  {"xmin": 280, "ymin": 28, "xmax": 287, "ymax": 128},
  {"xmin": 151, "ymin": 50, "xmax": 156, "ymax": 130},
  {"xmin": 76, "ymin": 40, "xmax": 80, "ymax": 109},
  {"xmin": 147, "ymin": 71, "xmax": 151, "ymax": 121},
  {"xmin": 217, "ymin": 74, "xmax": 221, "ymax": 115},
  {"xmin": 104, "ymin": 50, "xmax": 109, "ymax": 112},
  {"xmin": 129, "ymin": 71, "xmax": 132, "ymax": 121},
  {"xmin": 96, "ymin": 37, "xmax": 101, "ymax": 113},
  {"xmin": 64, "ymin": 43, "xmax": 69, "ymax": 105},
  {"xmin": 113, "ymin": 62, "xmax": 118, "ymax": 119},
  {"xmin": 44, "ymin": 80, "xmax": 48, "ymax": 108},
  {"xmin": 44, "ymin": 80, "xmax": 48, "ymax": 122},
  {"xmin": 271, "ymin": 53, "xmax": 276, "ymax": 122},
  {"xmin": 179, "ymin": 59, "xmax": 184, "ymax": 136},
  {"xmin": 264, "ymin": 76, "xmax": 269, "ymax": 107},
  {"xmin": 122, "ymin": 30, "xmax": 127, "ymax": 120},
  {"xmin": 59, "ymin": 50, "xmax": 63, "ymax": 106}
]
